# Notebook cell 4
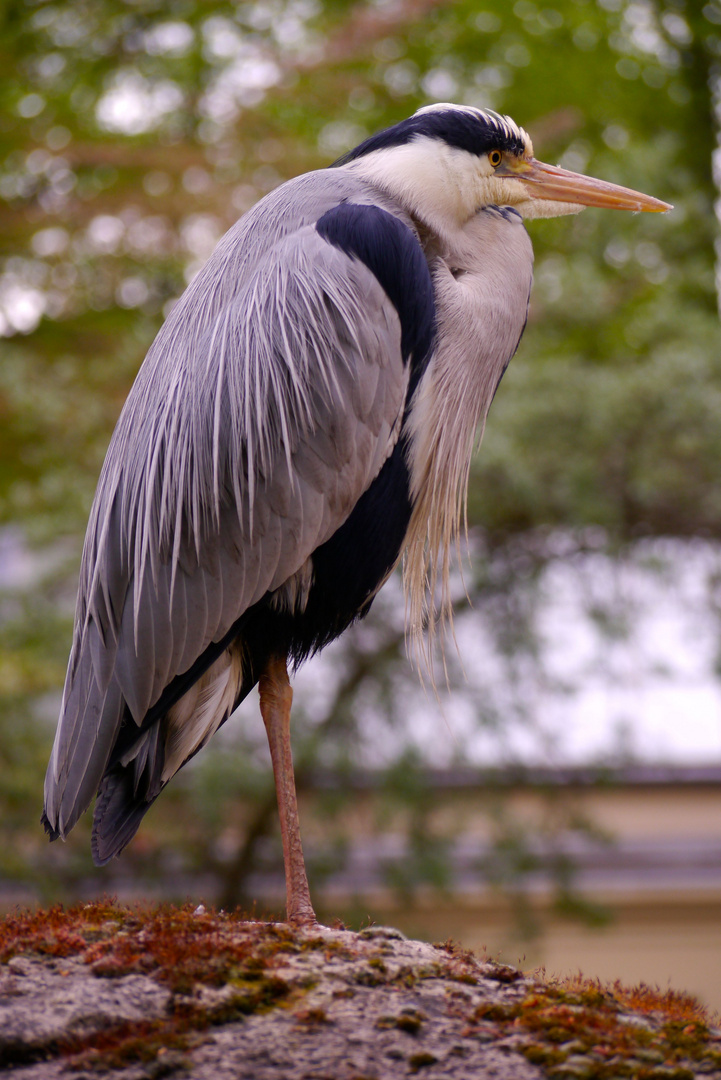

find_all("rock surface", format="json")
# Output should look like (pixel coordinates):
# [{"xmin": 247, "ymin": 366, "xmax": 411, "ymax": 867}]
[
  {"xmin": 1, "ymin": 953, "xmax": 169, "ymax": 1064},
  {"xmin": 1, "ymin": 902, "xmax": 719, "ymax": 1079}
]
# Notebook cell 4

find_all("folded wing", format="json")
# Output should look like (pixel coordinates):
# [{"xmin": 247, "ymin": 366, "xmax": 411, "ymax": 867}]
[{"xmin": 43, "ymin": 198, "xmax": 425, "ymax": 848}]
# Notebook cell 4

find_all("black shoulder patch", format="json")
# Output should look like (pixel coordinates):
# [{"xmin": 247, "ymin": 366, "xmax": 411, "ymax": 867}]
[{"xmin": 316, "ymin": 202, "xmax": 434, "ymax": 388}]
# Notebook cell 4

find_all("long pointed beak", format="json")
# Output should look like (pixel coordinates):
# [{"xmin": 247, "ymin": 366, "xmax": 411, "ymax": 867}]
[{"xmin": 499, "ymin": 157, "xmax": 672, "ymax": 213}]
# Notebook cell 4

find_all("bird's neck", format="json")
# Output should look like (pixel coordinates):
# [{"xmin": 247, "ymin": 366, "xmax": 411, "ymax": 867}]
[
  {"xmin": 402, "ymin": 208, "xmax": 534, "ymax": 670},
  {"xmin": 345, "ymin": 140, "xmax": 480, "ymax": 246}
]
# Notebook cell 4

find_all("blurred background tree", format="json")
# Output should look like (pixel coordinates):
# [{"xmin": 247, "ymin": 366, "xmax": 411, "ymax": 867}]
[{"xmin": 0, "ymin": 0, "xmax": 719, "ymax": 958}]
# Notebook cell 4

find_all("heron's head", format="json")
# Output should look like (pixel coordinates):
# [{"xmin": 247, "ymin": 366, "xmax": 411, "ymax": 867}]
[{"xmin": 340, "ymin": 103, "xmax": 671, "ymax": 229}]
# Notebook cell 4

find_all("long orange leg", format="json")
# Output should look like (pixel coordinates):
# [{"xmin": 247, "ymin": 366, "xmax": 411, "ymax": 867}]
[{"xmin": 258, "ymin": 655, "xmax": 317, "ymax": 928}]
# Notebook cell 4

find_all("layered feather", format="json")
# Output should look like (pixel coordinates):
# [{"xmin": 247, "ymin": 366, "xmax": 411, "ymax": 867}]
[
  {"xmin": 403, "ymin": 207, "xmax": 533, "ymax": 672},
  {"xmin": 44, "ymin": 171, "xmax": 416, "ymax": 841}
]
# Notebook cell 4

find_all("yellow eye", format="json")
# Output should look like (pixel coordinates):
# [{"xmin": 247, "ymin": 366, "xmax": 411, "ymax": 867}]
[{"xmin": 489, "ymin": 149, "xmax": 502, "ymax": 168}]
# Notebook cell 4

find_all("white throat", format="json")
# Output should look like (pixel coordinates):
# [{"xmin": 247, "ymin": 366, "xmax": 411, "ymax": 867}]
[
  {"xmin": 346, "ymin": 137, "xmax": 485, "ymax": 243},
  {"xmin": 402, "ymin": 208, "xmax": 534, "ymax": 671}
]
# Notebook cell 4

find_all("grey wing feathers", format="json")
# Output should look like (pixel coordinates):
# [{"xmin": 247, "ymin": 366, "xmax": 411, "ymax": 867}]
[{"xmin": 44, "ymin": 173, "xmax": 412, "ymax": 841}]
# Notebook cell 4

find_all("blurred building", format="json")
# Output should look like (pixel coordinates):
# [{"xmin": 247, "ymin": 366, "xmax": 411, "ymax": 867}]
[{"xmin": 277, "ymin": 766, "xmax": 721, "ymax": 1011}]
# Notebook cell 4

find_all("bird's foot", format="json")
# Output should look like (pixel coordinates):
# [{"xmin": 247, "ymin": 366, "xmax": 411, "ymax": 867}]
[{"xmin": 287, "ymin": 897, "xmax": 320, "ymax": 931}]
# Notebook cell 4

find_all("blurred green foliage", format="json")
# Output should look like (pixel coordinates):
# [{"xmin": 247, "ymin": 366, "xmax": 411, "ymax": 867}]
[{"xmin": 0, "ymin": 0, "xmax": 719, "ymax": 920}]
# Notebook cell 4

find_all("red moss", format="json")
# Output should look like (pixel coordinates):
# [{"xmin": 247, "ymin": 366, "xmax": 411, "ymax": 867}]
[
  {"xmin": 0, "ymin": 900, "xmax": 297, "ymax": 1071},
  {"xmin": 471, "ymin": 974, "xmax": 721, "ymax": 1078},
  {"xmin": 0, "ymin": 900, "xmax": 121, "ymax": 961},
  {"xmin": 0, "ymin": 899, "xmax": 301, "ymax": 994},
  {"xmin": 83, "ymin": 903, "xmax": 275, "ymax": 991},
  {"xmin": 608, "ymin": 980, "xmax": 709, "ymax": 1025},
  {"xmin": 293, "ymin": 1006, "xmax": 329, "ymax": 1025}
]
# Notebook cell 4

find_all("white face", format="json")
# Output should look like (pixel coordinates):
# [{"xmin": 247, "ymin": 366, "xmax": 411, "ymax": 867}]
[
  {"xmin": 410, "ymin": 103, "xmax": 582, "ymax": 220},
  {"xmin": 414, "ymin": 104, "xmax": 670, "ymax": 217},
  {"xmin": 347, "ymin": 133, "xmax": 582, "ymax": 232},
  {"xmin": 462, "ymin": 150, "xmax": 585, "ymax": 221},
  {"xmin": 347, "ymin": 105, "xmax": 670, "ymax": 229}
]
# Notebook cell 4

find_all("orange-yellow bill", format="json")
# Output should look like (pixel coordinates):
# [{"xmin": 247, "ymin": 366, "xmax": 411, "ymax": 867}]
[{"xmin": 499, "ymin": 157, "xmax": 672, "ymax": 213}]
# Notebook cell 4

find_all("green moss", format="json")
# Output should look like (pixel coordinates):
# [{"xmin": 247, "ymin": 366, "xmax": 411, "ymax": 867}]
[
  {"xmin": 395, "ymin": 1010, "xmax": 426, "ymax": 1035},
  {"xmin": 389, "ymin": 965, "xmax": 418, "ymax": 988},
  {"xmin": 408, "ymin": 1051, "xmax": 438, "ymax": 1071},
  {"xmin": 473, "ymin": 1002, "xmax": 516, "ymax": 1023},
  {"xmin": 376, "ymin": 1009, "xmax": 426, "ymax": 1035},
  {"xmin": 354, "ymin": 968, "xmax": 385, "ymax": 987},
  {"xmin": 60, "ymin": 1018, "xmax": 198, "ymax": 1073},
  {"xmin": 411, "ymin": 963, "xmax": 443, "ymax": 981},
  {"xmin": 470, "ymin": 976, "xmax": 719, "ymax": 1080},
  {"xmin": 522, "ymin": 1042, "xmax": 567, "ymax": 1067}
]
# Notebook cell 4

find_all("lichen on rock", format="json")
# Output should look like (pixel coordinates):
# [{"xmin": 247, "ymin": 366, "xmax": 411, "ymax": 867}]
[{"xmin": 0, "ymin": 901, "xmax": 719, "ymax": 1079}]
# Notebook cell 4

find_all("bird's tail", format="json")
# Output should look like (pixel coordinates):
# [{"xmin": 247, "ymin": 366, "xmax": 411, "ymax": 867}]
[{"xmin": 89, "ymin": 643, "xmax": 248, "ymax": 865}]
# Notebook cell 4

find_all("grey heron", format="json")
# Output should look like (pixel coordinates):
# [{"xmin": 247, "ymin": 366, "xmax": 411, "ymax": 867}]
[{"xmin": 42, "ymin": 104, "xmax": 670, "ymax": 926}]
